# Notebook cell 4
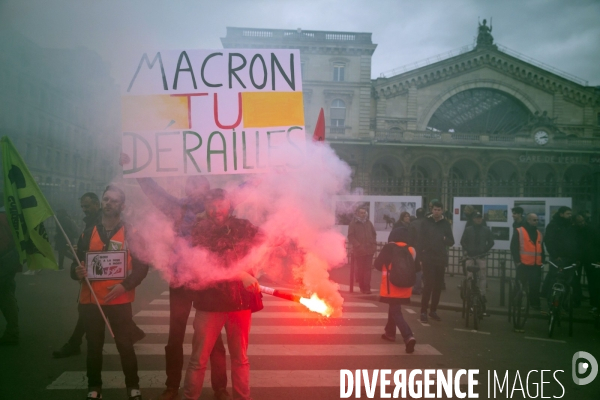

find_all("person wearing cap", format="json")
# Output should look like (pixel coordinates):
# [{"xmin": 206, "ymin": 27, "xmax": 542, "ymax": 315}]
[
  {"xmin": 460, "ymin": 212, "xmax": 494, "ymax": 307},
  {"xmin": 183, "ymin": 188, "xmax": 263, "ymax": 400}
]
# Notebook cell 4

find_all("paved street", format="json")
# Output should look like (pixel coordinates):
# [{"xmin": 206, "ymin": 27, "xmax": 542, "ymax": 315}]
[{"xmin": 1, "ymin": 267, "xmax": 599, "ymax": 399}]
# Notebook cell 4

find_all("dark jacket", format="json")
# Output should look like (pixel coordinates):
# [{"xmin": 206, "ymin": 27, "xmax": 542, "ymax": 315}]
[
  {"xmin": 544, "ymin": 217, "xmax": 578, "ymax": 262},
  {"xmin": 83, "ymin": 210, "xmax": 102, "ymax": 231},
  {"xmin": 54, "ymin": 214, "xmax": 79, "ymax": 251},
  {"xmin": 512, "ymin": 219, "xmax": 525, "ymax": 230},
  {"xmin": 348, "ymin": 218, "xmax": 377, "ymax": 257},
  {"xmin": 70, "ymin": 222, "xmax": 149, "ymax": 292},
  {"xmin": 460, "ymin": 224, "xmax": 494, "ymax": 256},
  {"xmin": 191, "ymin": 217, "xmax": 264, "ymax": 313},
  {"xmin": 0, "ymin": 211, "xmax": 21, "ymax": 277},
  {"xmin": 373, "ymin": 242, "xmax": 417, "ymax": 305},
  {"xmin": 388, "ymin": 225, "xmax": 416, "ymax": 247},
  {"xmin": 138, "ymin": 177, "xmax": 205, "ymax": 238},
  {"xmin": 574, "ymin": 224, "xmax": 598, "ymax": 264},
  {"xmin": 417, "ymin": 215, "xmax": 454, "ymax": 264},
  {"xmin": 510, "ymin": 224, "xmax": 546, "ymax": 266}
]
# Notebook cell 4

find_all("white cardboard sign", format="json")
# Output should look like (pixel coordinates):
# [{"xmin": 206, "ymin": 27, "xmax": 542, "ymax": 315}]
[
  {"xmin": 121, "ymin": 49, "xmax": 305, "ymax": 177},
  {"xmin": 86, "ymin": 251, "xmax": 128, "ymax": 280}
]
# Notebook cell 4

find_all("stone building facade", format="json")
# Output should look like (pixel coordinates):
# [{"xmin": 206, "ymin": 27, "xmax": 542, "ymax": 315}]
[
  {"xmin": 0, "ymin": 29, "xmax": 121, "ymax": 214},
  {"xmin": 222, "ymin": 25, "xmax": 600, "ymax": 218}
]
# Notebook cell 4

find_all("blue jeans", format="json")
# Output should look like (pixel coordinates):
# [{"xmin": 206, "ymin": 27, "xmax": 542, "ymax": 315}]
[{"xmin": 384, "ymin": 303, "xmax": 413, "ymax": 342}]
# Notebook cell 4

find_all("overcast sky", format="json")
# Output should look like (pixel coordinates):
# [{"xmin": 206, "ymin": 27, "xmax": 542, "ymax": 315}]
[{"xmin": 2, "ymin": 0, "xmax": 600, "ymax": 86}]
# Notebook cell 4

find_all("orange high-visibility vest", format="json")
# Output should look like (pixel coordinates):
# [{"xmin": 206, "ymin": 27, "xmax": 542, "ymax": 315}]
[
  {"xmin": 517, "ymin": 226, "xmax": 543, "ymax": 266},
  {"xmin": 79, "ymin": 225, "xmax": 134, "ymax": 305},
  {"xmin": 379, "ymin": 242, "xmax": 417, "ymax": 299}
]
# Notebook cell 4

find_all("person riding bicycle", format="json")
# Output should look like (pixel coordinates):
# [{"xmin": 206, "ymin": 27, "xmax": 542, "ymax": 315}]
[
  {"xmin": 510, "ymin": 213, "xmax": 545, "ymax": 311},
  {"xmin": 542, "ymin": 207, "xmax": 578, "ymax": 305},
  {"xmin": 460, "ymin": 212, "xmax": 494, "ymax": 310}
]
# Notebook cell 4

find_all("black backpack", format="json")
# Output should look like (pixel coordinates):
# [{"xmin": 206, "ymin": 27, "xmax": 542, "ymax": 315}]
[{"xmin": 386, "ymin": 244, "xmax": 416, "ymax": 288}]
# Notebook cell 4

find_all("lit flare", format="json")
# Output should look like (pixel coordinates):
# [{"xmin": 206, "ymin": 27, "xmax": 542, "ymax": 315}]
[
  {"xmin": 259, "ymin": 285, "xmax": 333, "ymax": 317},
  {"xmin": 299, "ymin": 293, "xmax": 333, "ymax": 317}
]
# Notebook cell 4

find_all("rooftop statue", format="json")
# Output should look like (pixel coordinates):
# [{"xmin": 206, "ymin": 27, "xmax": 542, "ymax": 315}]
[{"xmin": 476, "ymin": 19, "xmax": 495, "ymax": 48}]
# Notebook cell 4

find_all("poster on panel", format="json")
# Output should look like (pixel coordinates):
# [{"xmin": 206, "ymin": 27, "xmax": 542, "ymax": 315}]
[
  {"xmin": 452, "ymin": 197, "xmax": 572, "ymax": 250},
  {"xmin": 120, "ymin": 49, "xmax": 305, "ymax": 177},
  {"xmin": 334, "ymin": 195, "xmax": 422, "ymax": 242}
]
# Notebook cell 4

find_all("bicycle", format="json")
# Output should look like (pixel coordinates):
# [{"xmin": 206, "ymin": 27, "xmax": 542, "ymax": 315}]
[
  {"xmin": 459, "ymin": 254, "xmax": 487, "ymax": 330},
  {"xmin": 591, "ymin": 263, "xmax": 600, "ymax": 330},
  {"xmin": 508, "ymin": 272, "xmax": 529, "ymax": 333},
  {"xmin": 547, "ymin": 260, "xmax": 576, "ymax": 338}
]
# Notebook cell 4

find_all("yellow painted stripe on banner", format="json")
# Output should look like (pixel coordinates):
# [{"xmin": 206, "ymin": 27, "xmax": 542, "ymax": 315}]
[
  {"xmin": 122, "ymin": 95, "xmax": 189, "ymax": 131},
  {"xmin": 242, "ymin": 91, "xmax": 304, "ymax": 128}
]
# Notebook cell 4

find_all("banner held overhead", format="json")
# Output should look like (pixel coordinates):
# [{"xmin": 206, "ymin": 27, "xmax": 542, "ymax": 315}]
[{"xmin": 121, "ymin": 49, "xmax": 305, "ymax": 177}]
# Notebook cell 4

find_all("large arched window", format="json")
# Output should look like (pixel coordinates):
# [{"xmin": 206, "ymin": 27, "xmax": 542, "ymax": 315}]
[
  {"xmin": 427, "ymin": 89, "xmax": 531, "ymax": 135},
  {"xmin": 330, "ymin": 99, "xmax": 346, "ymax": 134}
]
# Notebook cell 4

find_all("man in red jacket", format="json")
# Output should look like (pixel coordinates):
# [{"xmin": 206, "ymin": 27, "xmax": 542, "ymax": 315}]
[{"xmin": 183, "ymin": 188, "xmax": 263, "ymax": 400}]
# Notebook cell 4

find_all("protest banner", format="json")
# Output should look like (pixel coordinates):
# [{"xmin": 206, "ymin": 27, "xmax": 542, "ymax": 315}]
[
  {"xmin": 1, "ymin": 136, "xmax": 58, "ymax": 270},
  {"xmin": 121, "ymin": 49, "xmax": 305, "ymax": 177}
]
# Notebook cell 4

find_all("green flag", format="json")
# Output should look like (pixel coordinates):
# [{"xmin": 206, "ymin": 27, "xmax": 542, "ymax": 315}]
[{"xmin": 1, "ymin": 136, "xmax": 58, "ymax": 270}]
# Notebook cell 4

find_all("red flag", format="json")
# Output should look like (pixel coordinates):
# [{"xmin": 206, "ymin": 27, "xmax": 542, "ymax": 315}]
[{"xmin": 312, "ymin": 108, "xmax": 325, "ymax": 142}]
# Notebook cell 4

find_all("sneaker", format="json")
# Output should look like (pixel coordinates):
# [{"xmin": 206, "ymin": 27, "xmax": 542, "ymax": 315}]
[
  {"xmin": 131, "ymin": 327, "xmax": 146, "ymax": 344},
  {"xmin": 52, "ymin": 343, "xmax": 81, "ymax": 358},
  {"xmin": 0, "ymin": 333, "xmax": 19, "ymax": 346},
  {"xmin": 86, "ymin": 390, "xmax": 102, "ymax": 399},
  {"xmin": 380, "ymin": 333, "xmax": 395, "ymax": 342},
  {"xmin": 428, "ymin": 311, "xmax": 441, "ymax": 322},
  {"xmin": 128, "ymin": 388, "xmax": 142, "ymax": 400},
  {"xmin": 157, "ymin": 387, "xmax": 179, "ymax": 400},
  {"xmin": 405, "ymin": 336, "xmax": 416, "ymax": 354},
  {"xmin": 214, "ymin": 388, "xmax": 232, "ymax": 400},
  {"xmin": 420, "ymin": 313, "xmax": 428, "ymax": 323}
]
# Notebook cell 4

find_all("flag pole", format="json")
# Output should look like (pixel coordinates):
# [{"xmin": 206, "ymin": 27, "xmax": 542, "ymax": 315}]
[{"xmin": 53, "ymin": 215, "xmax": 115, "ymax": 338}]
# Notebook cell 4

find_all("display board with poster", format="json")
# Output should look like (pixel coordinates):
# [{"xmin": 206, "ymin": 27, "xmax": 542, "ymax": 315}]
[
  {"xmin": 452, "ymin": 197, "xmax": 572, "ymax": 250},
  {"xmin": 334, "ymin": 195, "xmax": 422, "ymax": 242},
  {"xmin": 86, "ymin": 251, "xmax": 128, "ymax": 280}
]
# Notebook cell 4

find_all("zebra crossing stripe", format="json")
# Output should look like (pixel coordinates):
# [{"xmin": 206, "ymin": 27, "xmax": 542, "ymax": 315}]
[
  {"xmin": 135, "ymin": 310, "xmax": 389, "ymax": 319},
  {"xmin": 102, "ymin": 343, "xmax": 442, "ymax": 356},
  {"xmin": 137, "ymin": 325, "xmax": 388, "ymax": 334},
  {"xmin": 148, "ymin": 299, "xmax": 377, "ymax": 307},
  {"xmin": 48, "ymin": 368, "xmax": 459, "ymax": 390}
]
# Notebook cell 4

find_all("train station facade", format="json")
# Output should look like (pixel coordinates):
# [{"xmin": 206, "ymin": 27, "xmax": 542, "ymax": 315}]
[{"xmin": 222, "ymin": 25, "xmax": 600, "ymax": 219}]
